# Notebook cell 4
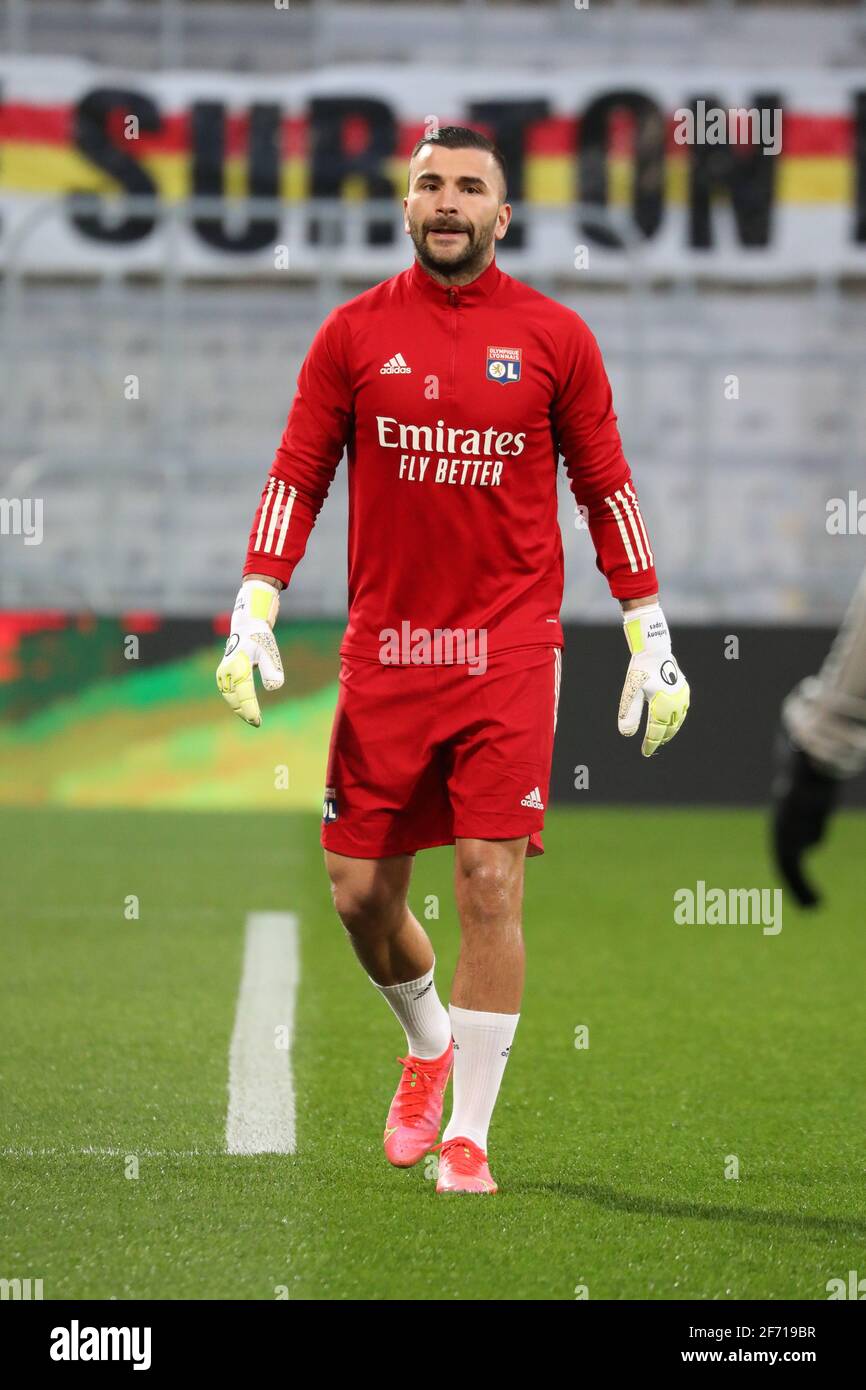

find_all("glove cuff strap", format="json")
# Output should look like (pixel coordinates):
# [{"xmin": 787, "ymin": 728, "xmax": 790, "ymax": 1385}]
[
  {"xmin": 238, "ymin": 579, "xmax": 280, "ymax": 628},
  {"xmin": 623, "ymin": 602, "xmax": 669, "ymax": 656}
]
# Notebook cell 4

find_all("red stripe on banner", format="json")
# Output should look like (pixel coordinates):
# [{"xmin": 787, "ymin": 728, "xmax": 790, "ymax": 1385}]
[
  {"xmin": 663, "ymin": 112, "xmax": 853, "ymax": 157},
  {"xmin": 0, "ymin": 102, "xmax": 72, "ymax": 143},
  {"xmin": 525, "ymin": 117, "xmax": 580, "ymax": 156},
  {"xmin": 0, "ymin": 103, "xmax": 304, "ymax": 159},
  {"xmin": 0, "ymin": 102, "xmax": 856, "ymax": 161},
  {"xmin": 283, "ymin": 115, "xmax": 306, "ymax": 158},
  {"xmin": 343, "ymin": 114, "xmax": 370, "ymax": 157},
  {"xmin": 105, "ymin": 108, "xmax": 190, "ymax": 154},
  {"xmin": 781, "ymin": 112, "xmax": 852, "ymax": 157}
]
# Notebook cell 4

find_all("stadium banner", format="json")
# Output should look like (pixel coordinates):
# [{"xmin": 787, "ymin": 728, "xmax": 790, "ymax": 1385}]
[{"xmin": 2, "ymin": 55, "xmax": 866, "ymax": 278}]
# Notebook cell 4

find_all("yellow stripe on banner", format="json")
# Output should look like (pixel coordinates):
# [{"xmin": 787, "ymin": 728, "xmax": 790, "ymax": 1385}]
[
  {"xmin": 1, "ymin": 144, "xmax": 121, "ymax": 194},
  {"xmin": 0, "ymin": 145, "xmax": 311, "ymax": 202},
  {"xmin": 0, "ymin": 144, "xmax": 855, "ymax": 207},
  {"xmin": 0, "ymin": 144, "xmax": 193, "ymax": 197},
  {"xmin": 603, "ymin": 156, "xmax": 851, "ymax": 208},
  {"xmin": 776, "ymin": 156, "xmax": 851, "ymax": 204},
  {"xmin": 149, "ymin": 153, "xmax": 189, "ymax": 201},
  {"xmin": 665, "ymin": 157, "xmax": 690, "ymax": 206},
  {"xmin": 498, "ymin": 154, "xmax": 854, "ymax": 207},
  {"xmin": 524, "ymin": 154, "xmax": 574, "ymax": 204}
]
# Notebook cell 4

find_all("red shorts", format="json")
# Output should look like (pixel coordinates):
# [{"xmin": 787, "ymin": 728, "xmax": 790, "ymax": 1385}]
[{"xmin": 320, "ymin": 644, "xmax": 562, "ymax": 860}]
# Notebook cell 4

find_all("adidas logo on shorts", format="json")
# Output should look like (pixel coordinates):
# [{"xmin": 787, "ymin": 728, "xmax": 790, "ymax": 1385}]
[
  {"xmin": 520, "ymin": 786, "xmax": 544, "ymax": 809},
  {"xmin": 380, "ymin": 352, "xmax": 411, "ymax": 374}
]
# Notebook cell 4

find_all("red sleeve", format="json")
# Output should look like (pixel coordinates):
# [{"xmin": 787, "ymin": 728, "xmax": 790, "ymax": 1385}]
[
  {"xmin": 552, "ymin": 315, "xmax": 658, "ymax": 600},
  {"xmin": 243, "ymin": 307, "xmax": 353, "ymax": 588}
]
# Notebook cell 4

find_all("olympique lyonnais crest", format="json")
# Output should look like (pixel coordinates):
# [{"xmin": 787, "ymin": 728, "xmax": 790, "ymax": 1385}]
[{"xmin": 486, "ymin": 346, "xmax": 522, "ymax": 385}]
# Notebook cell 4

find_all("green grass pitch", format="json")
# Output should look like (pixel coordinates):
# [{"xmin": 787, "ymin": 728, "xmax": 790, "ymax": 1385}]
[{"xmin": 2, "ymin": 805, "xmax": 865, "ymax": 1301}]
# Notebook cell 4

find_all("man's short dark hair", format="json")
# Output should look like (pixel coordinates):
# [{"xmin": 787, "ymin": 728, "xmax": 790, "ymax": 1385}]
[{"xmin": 408, "ymin": 126, "xmax": 508, "ymax": 200}]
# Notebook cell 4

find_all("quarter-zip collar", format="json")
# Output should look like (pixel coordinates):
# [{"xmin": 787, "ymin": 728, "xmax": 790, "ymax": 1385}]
[{"xmin": 408, "ymin": 255, "xmax": 502, "ymax": 307}]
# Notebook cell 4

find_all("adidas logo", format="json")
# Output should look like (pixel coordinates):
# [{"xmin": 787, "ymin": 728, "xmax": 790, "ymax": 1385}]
[
  {"xmin": 380, "ymin": 352, "xmax": 412, "ymax": 374},
  {"xmin": 520, "ymin": 786, "xmax": 544, "ymax": 809}
]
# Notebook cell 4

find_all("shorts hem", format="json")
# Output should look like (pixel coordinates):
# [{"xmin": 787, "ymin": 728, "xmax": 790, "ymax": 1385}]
[
  {"xmin": 322, "ymin": 825, "xmax": 544, "ymax": 858},
  {"xmin": 321, "ymin": 832, "xmax": 454, "ymax": 859}
]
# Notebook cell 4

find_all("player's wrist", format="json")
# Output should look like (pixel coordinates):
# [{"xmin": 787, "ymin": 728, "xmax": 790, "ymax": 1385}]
[
  {"xmin": 243, "ymin": 573, "xmax": 284, "ymax": 591},
  {"xmin": 620, "ymin": 592, "xmax": 659, "ymax": 612}
]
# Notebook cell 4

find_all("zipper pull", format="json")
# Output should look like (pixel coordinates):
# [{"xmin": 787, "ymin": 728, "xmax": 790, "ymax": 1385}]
[{"xmin": 448, "ymin": 288, "xmax": 458, "ymax": 307}]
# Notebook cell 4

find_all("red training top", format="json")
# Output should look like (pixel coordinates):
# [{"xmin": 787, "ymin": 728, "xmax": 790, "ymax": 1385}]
[{"xmin": 244, "ymin": 256, "xmax": 658, "ymax": 660}]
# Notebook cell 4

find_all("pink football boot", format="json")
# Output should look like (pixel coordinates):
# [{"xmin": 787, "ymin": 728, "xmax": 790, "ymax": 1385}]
[
  {"xmin": 433, "ymin": 1136, "xmax": 498, "ymax": 1194},
  {"xmin": 383, "ymin": 1043, "xmax": 453, "ymax": 1168}
]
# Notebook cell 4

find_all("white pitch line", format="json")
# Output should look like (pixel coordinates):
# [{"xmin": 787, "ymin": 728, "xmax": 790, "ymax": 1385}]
[
  {"xmin": 225, "ymin": 911, "xmax": 299, "ymax": 1156},
  {"xmin": 0, "ymin": 1147, "xmax": 218, "ymax": 1158}
]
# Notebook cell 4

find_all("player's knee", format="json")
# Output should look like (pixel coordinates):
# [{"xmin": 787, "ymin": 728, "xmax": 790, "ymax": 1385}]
[
  {"xmin": 329, "ymin": 877, "xmax": 400, "ymax": 935},
  {"xmin": 456, "ymin": 857, "xmax": 518, "ymax": 922}
]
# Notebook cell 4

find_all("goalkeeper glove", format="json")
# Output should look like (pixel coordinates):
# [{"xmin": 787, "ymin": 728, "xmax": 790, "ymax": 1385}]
[
  {"xmin": 618, "ymin": 602, "xmax": 690, "ymax": 757},
  {"xmin": 216, "ymin": 579, "xmax": 284, "ymax": 727}
]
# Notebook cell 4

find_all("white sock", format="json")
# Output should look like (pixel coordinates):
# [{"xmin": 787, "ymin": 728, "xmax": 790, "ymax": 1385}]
[
  {"xmin": 441, "ymin": 1005, "xmax": 520, "ymax": 1152},
  {"xmin": 372, "ymin": 963, "xmax": 451, "ymax": 1060}
]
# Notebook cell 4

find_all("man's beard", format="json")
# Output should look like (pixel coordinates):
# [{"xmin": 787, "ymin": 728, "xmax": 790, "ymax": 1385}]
[{"xmin": 410, "ymin": 218, "xmax": 494, "ymax": 279}]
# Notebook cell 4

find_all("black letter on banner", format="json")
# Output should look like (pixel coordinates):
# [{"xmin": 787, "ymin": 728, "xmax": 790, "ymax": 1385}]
[
  {"xmin": 307, "ymin": 98, "xmax": 396, "ymax": 246},
  {"xmin": 579, "ymin": 92, "xmax": 664, "ymax": 249},
  {"xmin": 467, "ymin": 101, "xmax": 549, "ymax": 251},
  {"xmin": 688, "ymin": 94, "xmax": 779, "ymax": 249},
  {"xmin": 191, "ymin": 102, "xmax": 280, "ymax": 252},
  {"xmin": 854, "ymin": 92, "xmax": 866, "ymax": 243},
  {"xmin": 70, "ymin": 89, "xmax": 160, "ymax": 243}
]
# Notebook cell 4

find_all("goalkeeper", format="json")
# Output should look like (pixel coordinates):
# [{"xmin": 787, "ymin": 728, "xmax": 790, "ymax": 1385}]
[{"xmin": 217, "ymin": 127, "xmax": 690, "ymax": 1195}]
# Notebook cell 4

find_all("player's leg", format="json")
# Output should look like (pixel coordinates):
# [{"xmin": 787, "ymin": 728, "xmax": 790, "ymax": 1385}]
[
  {"xmin": 324, "ymin": 847, "xmax": 430, "ymax": 986},
  {"xmin": 450, "ymin": 835, "xmax": 527, "ymax": 1014},
  {"xmin": 434, "ymin": 646, "xmax": 559, "ymax": 1193},
  {"xmin": 431, "ymin": 835, "xmax": 525, "ymax": 1193},
  {"xmin": 323, "ymin": 851, "xmax": 452, "ymax": 1168},
  {"xmin": 324, "ymin": 849, "xmax": 451, "ymax": 1056},
  {"xmin": 320, "ymin": 654, "xmax": 453, "ymax": 1067}
]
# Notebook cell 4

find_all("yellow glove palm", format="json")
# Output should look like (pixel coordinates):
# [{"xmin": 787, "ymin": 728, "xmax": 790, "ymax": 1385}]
[
  {"xmin": 216, "ymin": 580, "xmax": 284, "ymax": 727},
  {"xmin": 619, "ymin": 603, "xmax": 690, "ymax": 757}
]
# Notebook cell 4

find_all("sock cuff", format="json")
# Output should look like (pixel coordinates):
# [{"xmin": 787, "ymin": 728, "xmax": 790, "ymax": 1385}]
[
  {"xmin": 449, "ymin": 1004, "xmax": 520, "ymax": 1029},
  {"xmin": 370, "ymin": 960, "xmax": 436, "ymax": 995}
]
